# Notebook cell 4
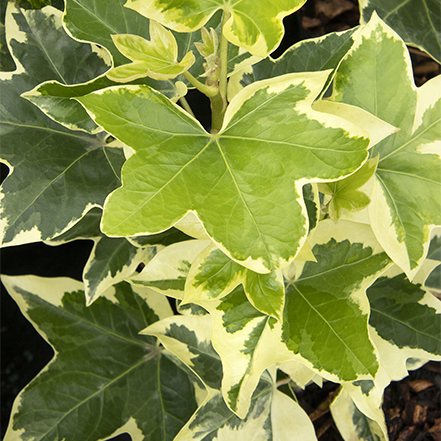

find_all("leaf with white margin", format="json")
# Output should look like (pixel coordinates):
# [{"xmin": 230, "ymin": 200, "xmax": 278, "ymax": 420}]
[
  {"xmin": 0, "ymin": 4, "xmax": 125, "ymax": 247},
  {"xmin": 76, "ymin": 70, "xmax": 374, "ymax": 273},
  {"xmin": 129, "ymin": 240, "xmax": 212, "ymax": 299},
  {"xmin": 186, "ymin": 244, "xmax": 285, "ymax": 319},
  {"xmin": 331, "ymin": 388, "xmax": 386, "ymax": 441},
  {"xmin": 125, "ymin": 0, "xmax": 307, "ymax": 58},
  {"xmin": 142, "ymin": 314, "xmax": 223, "ymax": 391},
  {"xmin": 359, "ymin": 0, "xmax": 441, "ymax": 63},
  {"xmin": 330, "ymin": 13, "xmax": 441, "ymax": 279},
  {"xmin": 107, "ymin": 21, "xmax": 195, "ymax": 82},
  {"xmin": 367, "ymin": 273, "xmax": 441, "ymax": 356},
  {"xmin": 182, "ymin": 284, "xmax": 294, "ymax": 417},
  {"xmin": 282, "ymin": 220, "xmax": 391, "ymax": 382},
  {"xmin": 425, "ymin": 235, "xmax": 441, "ymax": 293},
  {"xmin": 174, "ymin": 373, "xmax": 317, "ymax": 441},
  {"xmin": 2, "ymin": 275, "xmax": 198, "ymax": 441}
]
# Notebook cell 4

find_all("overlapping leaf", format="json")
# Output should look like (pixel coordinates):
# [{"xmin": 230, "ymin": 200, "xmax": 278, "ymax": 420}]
[
  {"xmin": 359, "ymin": 0, "xmax": 441, "ymax": 63},
  {"xmin": 0, "ymin": 4, "xmax": 125, "ymax": 247},
  {"xmin": 107, "ymin": 21, "xmax": 195, "ymax": 82},
  {"xmin": 76, "ymin": 70, "xmax": 373, "ymax": 273},
  {"xmin": 282, "ymin": 220, "xmax": 391, "ymax": 382},
  {"xmin": 2, "ymin": 276, "xmax": 198, "ymax": 441},
  {"xmin": 125, "ymin": 0, "xmax": 307, "ymax": 57},
  {"xmin": 174, "ymin": 373, "xmax": 317, "ymax": 441},
  {"xmin": 331, "ymin": 13, "xmax": 441, "ymax": 278}
]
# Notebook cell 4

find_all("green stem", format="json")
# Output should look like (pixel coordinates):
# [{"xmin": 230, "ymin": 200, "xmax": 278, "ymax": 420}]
[
  {"xmin": 209, "ymin": 10, "xmax": 230, "ymax": 133},
  {"xmin": 183, "ymin": 70, "xmax": 218, "ymax": 97}
]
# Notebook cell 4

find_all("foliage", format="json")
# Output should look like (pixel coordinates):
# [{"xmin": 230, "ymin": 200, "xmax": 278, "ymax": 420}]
[{"xmin": 1, "ymin": 0, "xmax": 440, "ymax": 440}]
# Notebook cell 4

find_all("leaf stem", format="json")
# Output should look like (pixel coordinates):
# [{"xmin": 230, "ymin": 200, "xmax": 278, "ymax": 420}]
[
  {"xmin": 182, "ymin": 70, "xmax": 218, "ymax": 97},
  {"xmin": 209, "ymin": 10, "xmax": 230, "ymax": 133},
  {"xmin": 179, "ymin": 96, "xmax": 195, "ymax": 117}
]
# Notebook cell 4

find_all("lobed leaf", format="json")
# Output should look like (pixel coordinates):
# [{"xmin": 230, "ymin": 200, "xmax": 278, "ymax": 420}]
[
  {"xmin": 77, "ymin": 70, "xmax": 371, "ymax": 273},
  {"xmin": 359, "ymin": 0, "xmax": 441, "ymax": 63},
  {"xmin": 125, "ymin": 0, "xmax": 307, "ymax": 58},
  {"xmin": 2, "ymin": 276, "xmax": 197, "ymax": 441},
  {"xmin": 0, "ymin": 4, "xmax": 125, "ymax": 247},
  {"xmin": 331, "ymin": 13, "xmax": 441, "ymax": 278}
]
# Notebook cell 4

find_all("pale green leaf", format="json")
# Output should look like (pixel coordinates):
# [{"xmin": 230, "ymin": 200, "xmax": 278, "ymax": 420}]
[
  {"xmin": 175, "ymin": 374, "xmax": 317, "ymax": 441},
  {"xmin": 331, "ymin": 13, "xmax": 441, "ymax": 278},
  {"xmin": 76, "ymin": 71, "xmax": 371, "ymax": 273},
  {"xmin": 318, "ymin": 157, "xmax": 378, "ymax": 221},
  {"xmin": 125, "ymin": 0, "xmax": 307, "ymax": 57},
  {"xmin": 2, "ymin": 276, "xmax": 198, "ymax": 441},
  {"xmin": 331, "ymin": 388, "xmax": 387, "ymax": 441},
  {"xmin": 185, "ymin": 244, "xmax": 285, "ymax": 319},
  {"xmin": 359, "ymin": 0, "xmax": 441, "ymax": 63},
  {"xmin": 282, "ymin": 220, "xmax": 391, "ymax": 381},
  {"xmin": 0, "ymin": 4, "xmax": 125, "ymax": 247},
  {"xmin": 142, "ymin": 314, "xmax": 223, "ymax": 391},
  {"xmin": 129, "ymin": 240, "xmax": 212, "ymax": 299},
  {"xmin": 108, "ymin": 21, "xmax": 195, "ymax": 82}
]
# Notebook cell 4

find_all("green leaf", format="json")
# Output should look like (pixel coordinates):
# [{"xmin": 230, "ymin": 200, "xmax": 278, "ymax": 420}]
[
  {"xmin": 2, "ymin": 276, "xmax": 198, "ymax": 441},
  {"xmin": 331, "ymin": 388, "xmax": 387, "ymax": 441},
  {"xmin": 251, "ymin": 27, "xmax": 357, "ymax": 82},
  {"xmin": 0, "ymin": 4, "xmax": 125, "ymax": 247},
  {"xmin": 282, "ymin": 220, "xmax": 391, "ymax": 381},
  {"xmin": 185, "ymin": 244, "xmax": 285, "ymax": 319},
  {"xmin": 425, "ymin": 235, "xmax": 441, "ymax": 291},
  {"xmin": 359, "ymin": 0, "xmax": 441, "ymax": 63},
  {"xmin": 175, "ymin": 373, "xmax": 317, "ymax": 441},
  {"xmin": 125, "ymin": 0, "xmax": 307, "ymax": 57},
  {"xmin": 367, "ymin": 274, "xmax": 441, "ymax": 356},
  {"xmin": 318, "ymin": 157, "xmax": 378, "ymax": 221},
  {"xmin": 107, "ymin": 21, "xmax": 195, "ymax": 82},
  {"xmin": 331, "ymin": 13, "xmax": 441, "ymax": 278},
  {"xmin": 181, "ymin": 284, "xmax": 292, "ymax": 417},
  {"xmin": 129, "ymin": 240, "xmax": 212, "ymax": 299},
  {"xmin": 143, "ymin": 314, "xmax": 223, "ymax": 391},
  {"xmin": 77, "ymin": 71, "xmax": 371, "ymax": 273}
]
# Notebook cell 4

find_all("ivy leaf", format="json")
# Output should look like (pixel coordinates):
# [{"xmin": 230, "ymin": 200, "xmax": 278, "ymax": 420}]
[
  {"xmin": 175, "ymin": 374, "xmax": 317, "ymax": 441},
  {"xmin": 129, "ymin": 240, "xmax": 212, "ymax": 299},
  {"xmin": 2, "ymin": 276, "xmax": 198, "ymax": 441},
  {"xmin": 425, "ymin": 235, "xmax": 441, "ymax": 292},
  {"xmin": 359, "ymin": 0, "xmax": 441, "ymax": 63},
  {"xmin": 107, "ymin": 21, "xmax": 195, "ymax": 82},
  {"xmin": 282, "ymin": 220, "xmax": 391, "ymax": 382},
  {"xmin": 76, "ymin": 70, "xmax": 372, "ymax": 273},
  {"xmin": 331, "ymin": 13, "xmax": 441, "ymax": 278},
  {"xmin": 251, "ymin": 27, "xmax": 357, "ymax": 81},
  {"xmin": 185, "ymin": 244, "xmax": 285, "ymax": 319},
  {"xmin": 0, "ymin": 4, "xmax": 125, "ymax": 247},
  {"xmin": 367, "ymin": 274, "xmax": 441, "ymax": 356},
  {"xmin": 125, "ymin": 0, "xmax": 307, "ymax": 57},
  {"xmin": 318, "ymin": 157, "xmax": 378, "ymax": 221},
  {"xmin": 331, "ymin": 388, "xmax": 387, "ymax": 441},
  {"xmin": 143, "ymin": 314, "xmax": 223, "ymax": 391}
]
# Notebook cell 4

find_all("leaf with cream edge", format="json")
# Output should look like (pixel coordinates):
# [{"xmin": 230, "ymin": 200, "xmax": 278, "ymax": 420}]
[
  {"xmin": 0, "ymin": 4, "xmax": 125, "ymax": 247},
  {"xmin": 185, "ymin": 243, "xmax": 285, "ymax": 319},
  {"xmin": 174, "ymin": 372, "xmax": 318, "ymax": 441},
  {"xmin": 76, "ymin": 70, "xmax": 375, "ymax": 273},
  {"xmin": 1, "ymin": 276, "xmax": 198, "ymax": 441},
  {"xmin": 282, "ymin": 220, "xmax": 391, "ymax": 382},
  {"xmin": 124, "ymin": 0, "xmax": 307, "ymax": 58},
  {"xmin": 331, "ymin": 388, "xmax": 387, "ymax": 441},
  {"xmin": 107, "ymin": 21, "xmax": 195, "ymax": 82},
  {"xmin": 129, "ymin": 240, "xmax": 212, "ymax": 299},
  {"xmin": 330, "ymin": 13, "xmax": 441, "ymax": 279},
  {"xmin": 359, "ymin": 0, "xmax": 441, "ymax": 63}
]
